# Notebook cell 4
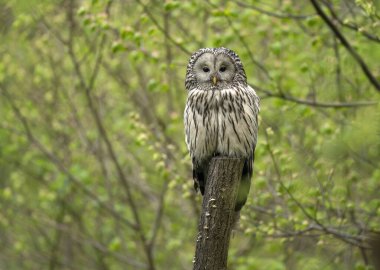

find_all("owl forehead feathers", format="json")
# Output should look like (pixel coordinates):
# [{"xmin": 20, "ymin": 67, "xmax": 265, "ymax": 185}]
[{"xmin": 185, "ymin": 47, "xmax": 247, "ymax": 90}]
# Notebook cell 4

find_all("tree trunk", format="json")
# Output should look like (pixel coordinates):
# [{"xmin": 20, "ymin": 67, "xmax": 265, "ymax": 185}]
[{"xmin": 193, "ymin": 157, "xmax": 244, "ymax": 270}]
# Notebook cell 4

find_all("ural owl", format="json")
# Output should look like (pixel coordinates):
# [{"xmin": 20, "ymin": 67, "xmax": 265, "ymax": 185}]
[{"xmin": 184, "ymin": 47, "xmax": 260, "ymax": 211}]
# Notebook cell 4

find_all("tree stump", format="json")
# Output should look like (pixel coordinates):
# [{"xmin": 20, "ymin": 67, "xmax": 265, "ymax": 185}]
[{"xmin": 193, "ymin": 157, "xmax": 245, "ymax": 270}]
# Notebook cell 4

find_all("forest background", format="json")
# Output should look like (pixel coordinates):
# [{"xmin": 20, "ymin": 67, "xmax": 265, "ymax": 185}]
[{"xmin": 0, "ymin": 0, "xmax": 380, "ymax": 269}]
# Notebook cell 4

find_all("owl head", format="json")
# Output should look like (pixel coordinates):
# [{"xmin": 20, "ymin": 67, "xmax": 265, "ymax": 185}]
[{"xmin": 185, "ymin": 47, "xmax": 247, "ymax": 91}]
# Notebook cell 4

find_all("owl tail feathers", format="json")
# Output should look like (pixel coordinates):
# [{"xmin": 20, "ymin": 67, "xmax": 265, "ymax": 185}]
[
  {"xmin": 193, "ymin": 169, "xmax": 206, "ymax": 195},
  {"xmin": 234, "ymin": 172, "xmax": 251, "ymax": 211},
  {"xmin": 232, "ymin": 211, "xmax": 241, "ymax": 232},
  {"xmin": 232, "ymin": 174, "xmax": 251, "ymax": 232}
]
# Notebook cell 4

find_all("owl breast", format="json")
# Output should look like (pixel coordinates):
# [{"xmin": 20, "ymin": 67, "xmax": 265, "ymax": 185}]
[{"xmin": 184, "ymin": 85, "xmax": 259, "ymax": 164}]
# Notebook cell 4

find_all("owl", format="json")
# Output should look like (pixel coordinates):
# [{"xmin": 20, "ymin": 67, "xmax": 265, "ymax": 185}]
[{"xmin": 184, "ymin": 47, "xmax": 260, "ymax": 212}]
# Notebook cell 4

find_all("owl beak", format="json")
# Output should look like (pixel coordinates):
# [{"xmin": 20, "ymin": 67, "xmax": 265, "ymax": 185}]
[{"xmin": 212, "ymin": 76, "xmax": 217, "ymax": 85}]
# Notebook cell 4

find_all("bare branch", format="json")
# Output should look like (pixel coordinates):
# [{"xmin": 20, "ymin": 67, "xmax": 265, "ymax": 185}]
[
  {"xmin": 253, "ymin": 84, "xmax": 377, "ymax": 108},
  {"xmin": 234, "ymin": 1, "xmax": 315, "ymax": 20},
  {"xmin": 310, "ymin": 0, "xmax": 380, "ymax": 92},
  {"xmin": 264, "ymin": 127, "xmax": 370, "ymax": 249},
  {"xmin": 205, "ymin": 0, "xmax": 272, "ymax": 80},
  {"xmin": 135, "ymin": 0, "xmax": 191, "ymax": 55},
  {"xmin": 325, "ymin": 2, "xmax": 380, "ymax": 43},
  {"xmin": 65, "ymin": 2, "xmax": 156, "ymax": 268},
  {"xmin": 0, "ymin": 85, "xmax": 136, "ymax": 230}
]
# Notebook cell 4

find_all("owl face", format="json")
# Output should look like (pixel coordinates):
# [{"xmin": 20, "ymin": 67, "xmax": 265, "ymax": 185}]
[
  {"xmin": 185, "ymin": 47, "xmax": 247, "ymax": 91},
  {"xmin": 193, "ymin": 52, "xmax": 236, "ymax": 89}
]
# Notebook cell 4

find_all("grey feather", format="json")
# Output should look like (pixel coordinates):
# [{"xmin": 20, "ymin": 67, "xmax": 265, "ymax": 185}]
[{"xmin": 184, "ymin": 47, "xmax": 260, "ymax": 211}]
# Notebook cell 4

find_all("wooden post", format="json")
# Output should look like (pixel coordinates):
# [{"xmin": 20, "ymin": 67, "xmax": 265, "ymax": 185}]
[
  {"xmin": 193, "ymin": 157, "xmax": 244, "ymax": 270},
  {"xmin": 370, "ymin": 233, "xmax": 380, "ymax": 270}
]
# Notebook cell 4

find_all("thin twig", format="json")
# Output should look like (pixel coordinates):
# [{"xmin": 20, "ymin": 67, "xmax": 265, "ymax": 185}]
[
  {"xmin": 205, "ymin": 0, "xmax": 272, "ymax": 80},
  {"xmin": 0, "ymin": 86, "xmax": 136, "ymax": 230},
  {"xmin": 253, "ymin": 84, "xmax": 377, "ymax": 108},
  {"xmin": 65, "ymin": 2, "xmax": 156, "ymax": 268},
  {"xmin": 310, "ymin": 0, "xmax": 380, "ymax": 92},
  {"xmin": 235, "ymin": 1, "xmax": 315, "ymax": 20},
  {"xmin": 135, "ymin": 0, "xmax": 191, "ymax": 55},
  {"xmin": 265, "ymin": 127, "xmax": 369, "ymax": 248},
  {"xmin": 324, "ymin": 2, "xmax": 380, "ymax": 43}
]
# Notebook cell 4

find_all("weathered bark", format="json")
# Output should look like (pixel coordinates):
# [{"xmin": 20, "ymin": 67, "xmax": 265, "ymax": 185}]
[
  {"xmin": 193, "ymin": 157, "xmax": 244, "ymax": 270},
  {"xmin": 370, "ymin": 233, "xmax": 380, "ymax": 270}
]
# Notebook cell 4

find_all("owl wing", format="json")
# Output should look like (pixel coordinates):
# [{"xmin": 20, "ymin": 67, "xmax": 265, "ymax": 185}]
[
  {"xmin": 246, "ymin": 84, "xmax": 260, "ymax": 173},
  {"xmin": 184, "ymin": 92, "xmax": 205, "ymax": 194},
  {"xmin": 235, "ymin": 85, "xmax": 260, "ymax": 211}
]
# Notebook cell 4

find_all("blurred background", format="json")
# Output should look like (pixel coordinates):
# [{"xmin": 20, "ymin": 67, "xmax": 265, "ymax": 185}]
[{"xmin": 0, "ymin": 0, "xmax": 379, "ymax": 269}]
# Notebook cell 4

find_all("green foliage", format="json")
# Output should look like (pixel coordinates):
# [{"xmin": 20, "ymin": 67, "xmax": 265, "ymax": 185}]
[{"xmin": 0, "ymin": 0, "xmax": 379, "ymax": 269}]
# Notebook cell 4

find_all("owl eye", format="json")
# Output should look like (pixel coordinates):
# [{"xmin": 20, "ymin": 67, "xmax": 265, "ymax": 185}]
[
  {"xmin": 202, "ymin": 67, "xmax": 210, "ymax": 72},
  {"xmin": 219, "ymin": 66, "xmax": 226, "ymax": 72}
]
